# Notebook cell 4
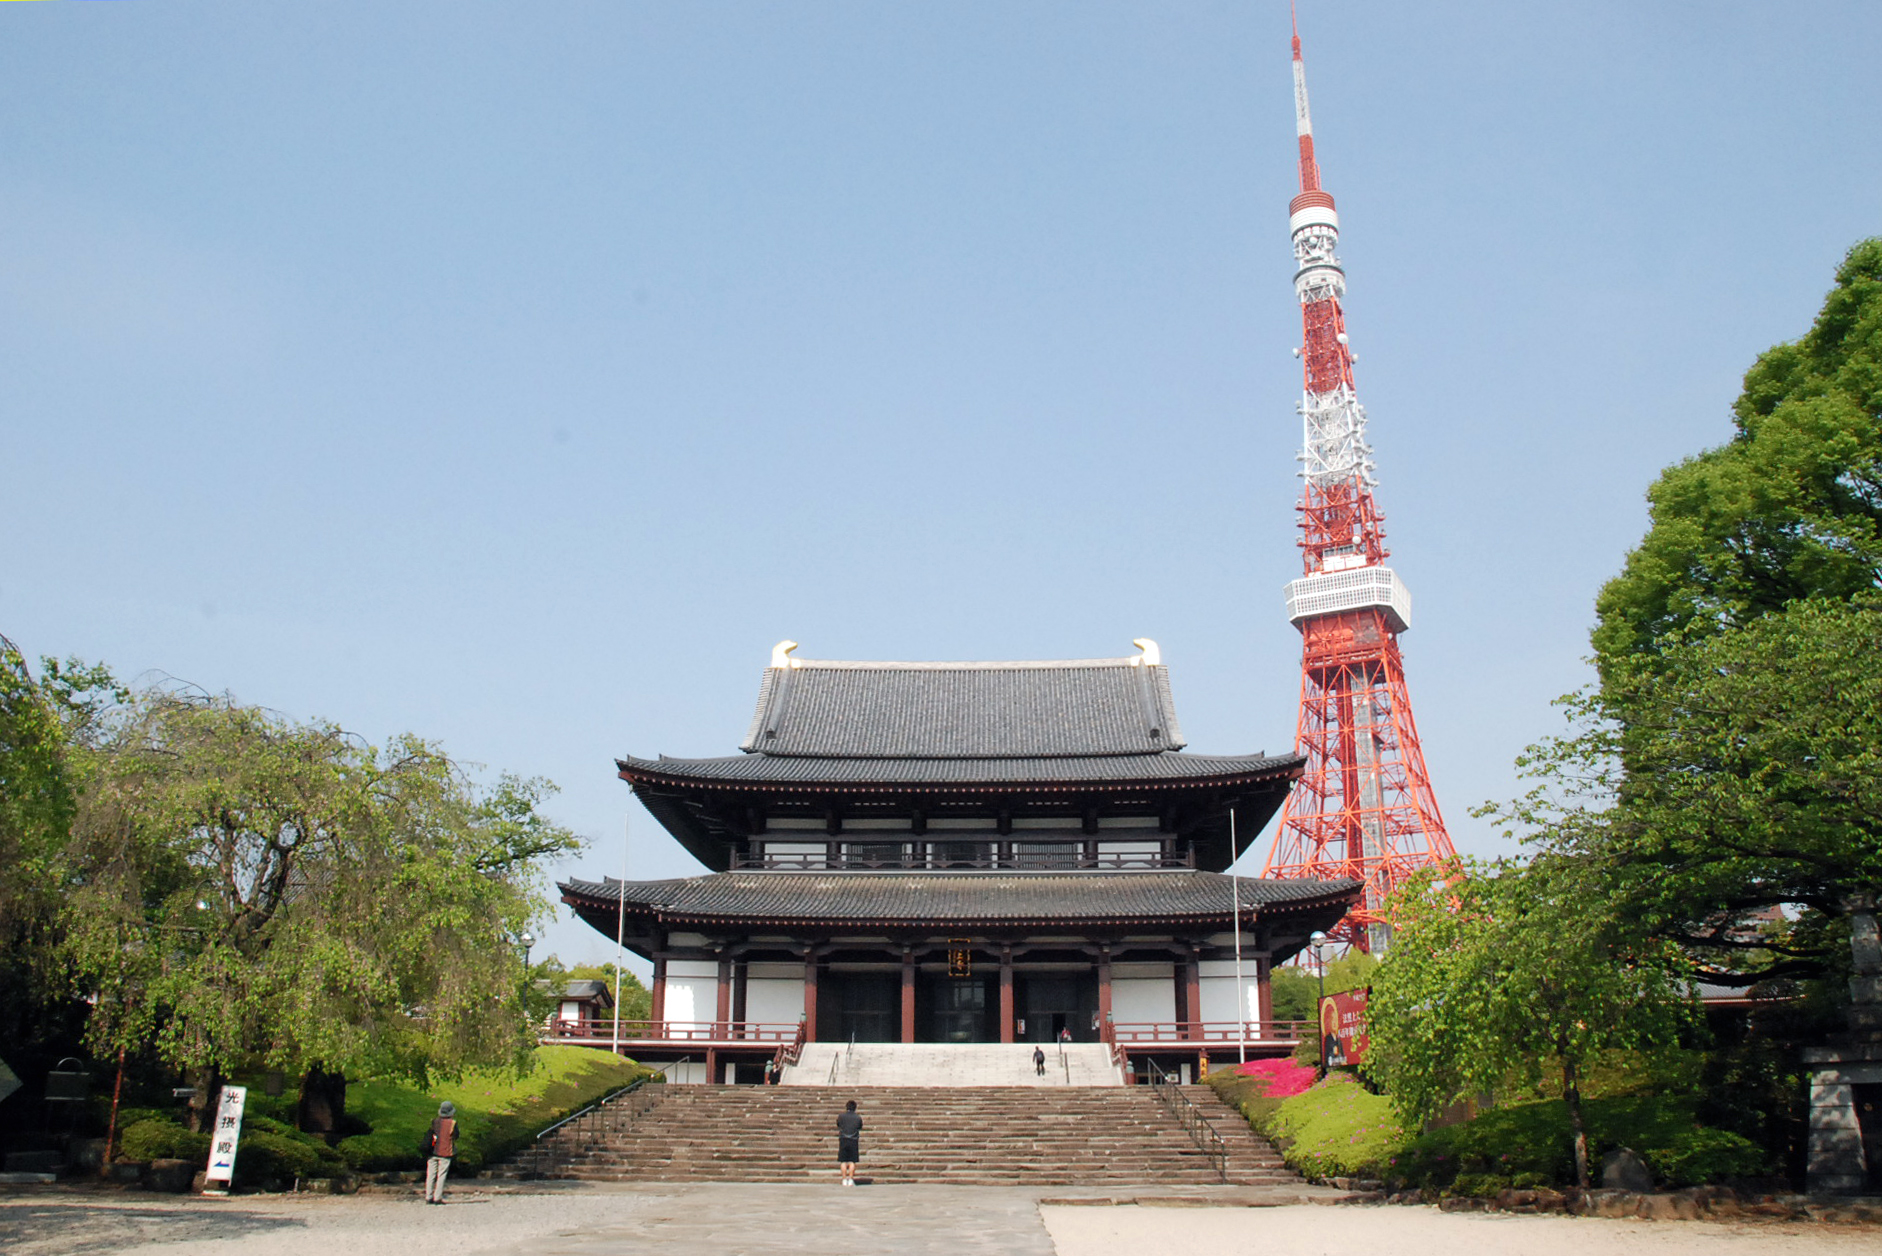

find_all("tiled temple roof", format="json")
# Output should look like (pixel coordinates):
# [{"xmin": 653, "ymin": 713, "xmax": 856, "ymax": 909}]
[
  {"xmin": 617, "ymin": 749, "xmax": 1301, "ymax": 790},
  {"xmin": 738, "ymin": 654, "xmax": 1185, "ymax": 759},
  {"xmin": 561, "ymin": 870, "xmax": 1359, "ymax": 930}
]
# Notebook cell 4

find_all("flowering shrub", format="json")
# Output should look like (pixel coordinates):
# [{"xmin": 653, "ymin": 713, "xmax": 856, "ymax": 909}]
[{"xmin": 1232, "ymin": 1057, "xmax": 1317, "ymax": 1099}]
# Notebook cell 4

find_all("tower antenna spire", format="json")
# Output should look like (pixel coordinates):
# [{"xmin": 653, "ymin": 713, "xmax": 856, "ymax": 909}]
[
  {"xmin": 1290, "ymin": 3, "xmax": 1319, "ymax": 193},
  {"xmin": 1261, "ymin": 11, "xmax": 1455, "ymax": 952}
]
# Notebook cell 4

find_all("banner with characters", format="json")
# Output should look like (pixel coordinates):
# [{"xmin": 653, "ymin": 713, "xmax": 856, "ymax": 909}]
[{"xmin": 1318, "ymin": 988, "xmax": 1369, "ymax": 1067}]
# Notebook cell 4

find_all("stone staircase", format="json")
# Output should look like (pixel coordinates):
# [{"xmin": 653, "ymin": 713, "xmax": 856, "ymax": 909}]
[
  {"xmin": 784, "ymin": 1042, "xmax": 1124, "ymax": 1087},
  {"xmin": 498, "ymin": 1083, "xmax": 1299, "ymax": 1187}
]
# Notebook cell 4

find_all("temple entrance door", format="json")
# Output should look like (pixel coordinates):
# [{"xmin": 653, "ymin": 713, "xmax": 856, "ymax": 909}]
[
  {"xmin": 917, "ymin": 974, "xmax": 996, "ymax": 1042},
  {"xmin": 818, "ymin": 971, "xmax": 899, "ymax": 1043},
  {"xmin": 1017, "ymin": 973, "xmax": 1099, "ymax": 1043}
]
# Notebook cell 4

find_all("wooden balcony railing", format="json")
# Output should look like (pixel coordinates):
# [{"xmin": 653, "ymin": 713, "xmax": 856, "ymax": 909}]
[
  {"xmin": 727, "ymin": 852, "xmax": 1197, "ymax": 872},
  {"xmin": 1107, "ymin": 1020, "xmax": 1309, "ymax": 1045},
  {"xmin": 540, "ymin": 1019, "xmax": 803, "ymax": 1045}
]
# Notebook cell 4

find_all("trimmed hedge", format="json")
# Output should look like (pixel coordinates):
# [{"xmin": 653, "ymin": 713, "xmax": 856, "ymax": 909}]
[
  {"xmin": 1210, "ymin": 1071, "xmax": 1768, "ymax": 1192},
  {"xmin": 1383, "ymin": 1095, "xmax": 1769, "ymax": 1192},
  {"xmin": 118, "ymin": 1119, "xmax": 210, "ymax": 1164}
]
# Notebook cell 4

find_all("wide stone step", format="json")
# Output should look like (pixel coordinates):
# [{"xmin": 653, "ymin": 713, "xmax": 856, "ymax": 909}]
[{"xmin": 497, "ymin": 1082, "xmax": 1301, "ymax": 1189}]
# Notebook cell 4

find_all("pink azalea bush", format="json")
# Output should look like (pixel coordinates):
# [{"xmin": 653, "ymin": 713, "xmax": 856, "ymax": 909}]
[{"xmin": 1233, "ymin": 1057, "xmax": 1316, "ymax": 1099}]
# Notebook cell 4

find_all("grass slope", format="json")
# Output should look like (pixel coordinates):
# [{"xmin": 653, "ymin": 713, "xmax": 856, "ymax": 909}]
[{"xmin": 340, "ymin": 1046, "xmax": 655, "ymax": 1173}]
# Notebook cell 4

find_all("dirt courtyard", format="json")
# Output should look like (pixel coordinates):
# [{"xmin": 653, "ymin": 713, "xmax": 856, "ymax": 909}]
[{"xmin": 1, "ymin": 1183, "xmax": 1872, "ymax": 1256}]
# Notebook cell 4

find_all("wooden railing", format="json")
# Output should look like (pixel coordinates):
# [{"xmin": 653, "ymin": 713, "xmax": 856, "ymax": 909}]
[
  {"xmin": 728, "ymin": 852, "xmax": 1197, "ymax": 872},
  {"xmin": 541, "ymin": 1019, "xmax": 803, "ymax": 1044},
  {"xmin": 1108, "ymin": 1020, "xmax": 1308, "ymax": 1045}
]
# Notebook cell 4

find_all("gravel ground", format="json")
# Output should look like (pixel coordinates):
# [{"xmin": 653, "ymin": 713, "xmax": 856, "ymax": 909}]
[
  {"xmin": 1042, "ymin": 1202, "xmax": 1881, "ymax": 1256},
  {"xmin": 3, "ymin": 1184, "xmax": 1875, "ymax": 1256}
]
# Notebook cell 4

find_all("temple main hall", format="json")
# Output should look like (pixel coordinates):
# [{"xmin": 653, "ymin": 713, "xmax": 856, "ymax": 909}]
[{"xmin": 559, "ymin": 640, "xmax": 1358, "ymax": 1083}]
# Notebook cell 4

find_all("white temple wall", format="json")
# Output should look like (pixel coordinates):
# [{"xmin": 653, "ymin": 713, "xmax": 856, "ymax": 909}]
[
  {"xmin": 1110, "ymin": 964, "xmax": 1176, "ymax": 1024},
  {"xmin": 744, "ymin": 961, "xmax": 805, "ymax": 1025},
  {"xmin": 664, "ymin": 959, "xmax": 719, "ymax": 1024}
]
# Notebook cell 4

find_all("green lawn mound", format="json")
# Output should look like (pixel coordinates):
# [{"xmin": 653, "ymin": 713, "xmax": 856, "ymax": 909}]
[
  {"xmin": 1209, "ymin": 1070, "xmax": 1766, "ymax": 1192},
  {"xmin": 339, "ymin": 1045, "xmax": 656, "ymax": 1175},
  {"xmin": 110, "ymin": 1046, "xmax": 655, "ymax": 1189}
]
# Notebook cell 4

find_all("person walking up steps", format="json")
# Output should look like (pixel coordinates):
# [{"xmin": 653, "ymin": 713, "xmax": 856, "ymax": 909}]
[
  {"xmin": 1033, "ymin": 1045, "xmax": 1046, "ymax": 1077},
  {"xmin": 423, "ymin": 1102, "xmax": 458, "ymax": 1204},
  {"xmin": 835, "ymin": 1099, "xmax": 862, "ymax": 1185}
]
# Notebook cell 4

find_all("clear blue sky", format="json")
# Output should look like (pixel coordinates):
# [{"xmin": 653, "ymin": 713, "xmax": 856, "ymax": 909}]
[{"xmin": 4, "ymin": 2, "xmax": 1877, "ymax": 970}]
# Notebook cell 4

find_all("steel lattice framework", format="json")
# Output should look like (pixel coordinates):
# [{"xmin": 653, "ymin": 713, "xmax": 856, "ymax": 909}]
[{"xmin": 1260, "ymin": 17, "xmax": 1456, "ymax": 952}]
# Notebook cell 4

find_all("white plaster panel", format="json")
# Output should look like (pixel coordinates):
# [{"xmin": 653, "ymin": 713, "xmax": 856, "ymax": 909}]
[
  {"xmin": 666, "ymin": 959, "xmax": 720, "ymax": 979},
  {"xmin": 663, "ymin": 976, "xmax": 716, "ymax": 1024},
  {"xmin": 1110, "ymin": 976, "xmax": 1176, "ymax": 1024},
  {"xmin": 744, "ymin": 977, "xmax": 804, "ymax": 1026},
  {"xmin": 1198, "ymin": 976, "xmax": 1263, "ymax": 1028}
]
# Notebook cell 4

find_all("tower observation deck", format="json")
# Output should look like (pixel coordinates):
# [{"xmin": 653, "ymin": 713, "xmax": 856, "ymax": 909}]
[{"xmin": 1259, "ymin": 15, "xmax": 1456, "ymax": 952}]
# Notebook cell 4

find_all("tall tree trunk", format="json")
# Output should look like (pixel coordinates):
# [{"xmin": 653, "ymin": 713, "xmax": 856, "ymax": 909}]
[
  {"xmin": 297, "ymin": 1066, "xmax": 347, "ymax": 1139},
  {"xmin": 1564, "ymin": 1054, "xmax": 1590, "ymax": 1189},
  {"xmin": 183, "ymin": 1064, "xmax": 221, "ymax": 1134}
]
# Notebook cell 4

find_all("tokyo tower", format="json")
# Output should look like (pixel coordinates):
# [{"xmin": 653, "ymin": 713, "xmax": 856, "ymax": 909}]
[{"xmin": 1260, "ymin": 15, "xmax": 1456, "ymax": 952}]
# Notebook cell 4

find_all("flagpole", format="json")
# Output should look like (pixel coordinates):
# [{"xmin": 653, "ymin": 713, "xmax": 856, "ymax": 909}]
[
  {"xmin": 612, "ymin": 812, "xmax": 628, "ymax": 1056},
  {"xmin": 1231, "ymin": 808, "xmax": 1246, "ymax": 1065}
]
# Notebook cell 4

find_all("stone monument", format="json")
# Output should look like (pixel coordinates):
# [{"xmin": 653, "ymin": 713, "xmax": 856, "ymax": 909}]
[{"xmin": 1804, "ymin": 894, "xmax": 1882, "ymax": 1194}]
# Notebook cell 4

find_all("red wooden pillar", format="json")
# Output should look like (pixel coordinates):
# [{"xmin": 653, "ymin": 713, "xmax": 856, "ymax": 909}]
[
  {"xmin": 705, "ymin": 1047, "xmax": 718, "ymax": 1085},
  {"xmin": 1255, "ymin": 954, "xmax": 1274, "ymax": 1037},
  {"xmin": 715, "ymin": 955, "xmax": 732, "ymax": 1038},
  {"xmin": 1097, "ymin": 946, "xmax": 1113, "ymax": 1032},
  {"xmin": 802, "ymin": 950, "xmax": 819, "ymax": 1042},
  {"xmin": 900, "ymin": 949, "xmax": 916, "ymax": 1044},
  {"xmin": 650, "ymin": 954, "xmax": 668, "ymax": 1038},
  {"xmin": 998, "ymin": 944, "xmax": 1015, "ymax": 1044}
]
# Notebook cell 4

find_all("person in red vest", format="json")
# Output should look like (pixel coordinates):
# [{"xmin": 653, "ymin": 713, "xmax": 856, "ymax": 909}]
[{"xmin": 424, "ymin": 1101, "xmax": 459, "ymax": 1204}]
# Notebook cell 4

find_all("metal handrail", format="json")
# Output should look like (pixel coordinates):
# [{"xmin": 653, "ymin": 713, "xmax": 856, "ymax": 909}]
[
  {"xmin": 523, "ymin": 1068, "xmax": 679, "ymax": 1175},
  {"xmin": 533, "ymin": 1077, "xmax": 650, "ymax": 1144},
  {"xmin": 1144, "ymin": 1058, "xmax": 1228, "ymax": 1183}
]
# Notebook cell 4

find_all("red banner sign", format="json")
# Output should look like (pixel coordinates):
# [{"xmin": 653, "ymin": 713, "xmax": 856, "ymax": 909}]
[{"xmin": 1318, "ymin": 988, "xmax": 1369, "ymax": 1067}]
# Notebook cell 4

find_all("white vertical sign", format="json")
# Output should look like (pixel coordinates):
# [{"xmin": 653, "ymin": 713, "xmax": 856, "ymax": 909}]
[{"xmin": 203, "ymin": 1085, "xmax": 248, "ymax": 1187}]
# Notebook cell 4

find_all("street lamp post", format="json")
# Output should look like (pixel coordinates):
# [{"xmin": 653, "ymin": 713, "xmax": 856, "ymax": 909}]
[
  {"xmin": 1309, "ymin": 931, "xmax": 1329, "ymax": 1075},
  {"xmin": 520, "ymin": 931, "xmax": 535, "ymax": 969}
]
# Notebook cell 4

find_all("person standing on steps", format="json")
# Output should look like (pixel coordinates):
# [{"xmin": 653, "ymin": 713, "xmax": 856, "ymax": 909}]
[
  {"xmin": 423, "ymin": 1101, "xmax": 458, "ymax": 1204},
  {"xmin": 1033, "ymin": 1045, "xmax": 1046, "ymax": 1077},
  {"xmin": 835, "ymin": 1099, "xmax": 862, "ymax": 1185}
]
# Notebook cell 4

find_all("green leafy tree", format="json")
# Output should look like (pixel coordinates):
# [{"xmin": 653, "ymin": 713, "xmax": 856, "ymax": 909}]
[
  {"xmin": 1593, "ymin": 238, "xmax": 1882, "ymax": 681},
  {"xmin": 1597, "ymin": 596, "xmax": 1882, "ymax": 985},
  {"xmin": 531, "ymin": 956, "xmax": 653, "ymax": 1024},
  {"xmin": 1367, "ymin": 859, "xmax": 1696, "ymax": 1188},
  {"xmin": 1511, "ymin": 242, "xmax": 1882, "ymax": 993},
  {"xmin": 59, "ymin": 687, "xmax": 580, "ymax": 1131},
  {"xmin": 0, "ymin": 640, "xmax": 124, "ymax": 1094}
]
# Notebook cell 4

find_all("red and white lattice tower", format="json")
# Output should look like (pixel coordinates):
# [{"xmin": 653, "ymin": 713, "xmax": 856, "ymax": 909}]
[{"xmin": 1260, "ymin": 17, "xmax": 1456, "ymax": 952}]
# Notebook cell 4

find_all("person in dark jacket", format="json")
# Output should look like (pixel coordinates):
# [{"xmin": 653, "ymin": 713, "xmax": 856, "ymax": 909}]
[
  {"xmin": 424, "ymin": 1101, "xmax": 459, "ymax": 1203},
  {"xmin": 835, "ymin": 1099, "xmax": 862, "ymax": 1185},
  {"xmin": 1032, "ymin": 1045, "xmax": 1046, "ymax": 1077}
]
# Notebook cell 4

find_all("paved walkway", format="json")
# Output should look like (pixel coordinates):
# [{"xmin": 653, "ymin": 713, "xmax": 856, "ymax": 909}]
[{"xmin": 2, "ymin": 1182, "xmax": 1873, "ymax": 1256}]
